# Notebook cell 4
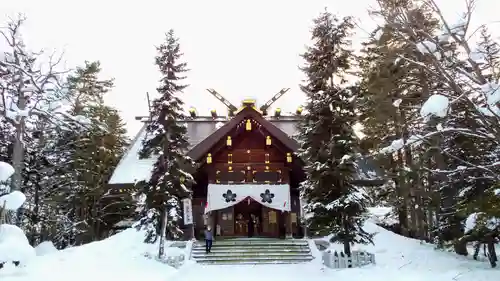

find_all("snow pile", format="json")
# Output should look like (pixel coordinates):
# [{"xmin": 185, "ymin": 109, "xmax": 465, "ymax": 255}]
[
  {"xmin": 315, "ymin": 220, "xmax": 500, "ymax": 281},
  {"xmin": 0, "ymin": 224, "xmax": 36, "ymax": 264},
  {"xmin": 0, "ymin": 191, "xmax": 26, "ymax": 211},
  {"xmin": 0, "ymin": 227, "xmax": 191, "ymax": 280},
  {"xmin": 0, "ymin": 161, "xmax": 35, "ymax": 268},
  {"xmin": 35, "ymin": 241, "xmax": 58, "ymax": 256}
]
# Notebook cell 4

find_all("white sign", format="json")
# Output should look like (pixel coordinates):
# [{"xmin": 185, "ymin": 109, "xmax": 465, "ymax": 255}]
[{"xmin": 182, "ymin": 198, "xmax": 193, "ymax": 225}]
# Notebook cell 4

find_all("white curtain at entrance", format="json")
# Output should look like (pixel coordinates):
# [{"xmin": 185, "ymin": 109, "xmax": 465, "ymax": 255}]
[{"xmin": 205, "ymin": 184, "xmax": 291, "ymax": 213}]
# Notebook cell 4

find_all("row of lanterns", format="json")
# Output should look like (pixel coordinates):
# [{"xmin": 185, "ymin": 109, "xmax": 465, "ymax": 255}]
[
  {"xmin": 206, "ymin": 151, "xmax": 293, "ymax": 164},
  {"xmin": 225, "ymin": 134, "xmax": 272, "ymax": 147},
  {"xmin": 188, "ymin": 107, "xmax": 304, "ymax": 118}
]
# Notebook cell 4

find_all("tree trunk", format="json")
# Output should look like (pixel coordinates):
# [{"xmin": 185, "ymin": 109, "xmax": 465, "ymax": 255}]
[
  {"xmin": 11, "ymin": 49, "xmax": 26, "ymax": 195},
  {"xmin": 158, "ymin": 206, "xmax": 167, "ymax": 258},
  {"xmin": 393, "ymin": 114, "xmax": 409, "ymax": 236}
]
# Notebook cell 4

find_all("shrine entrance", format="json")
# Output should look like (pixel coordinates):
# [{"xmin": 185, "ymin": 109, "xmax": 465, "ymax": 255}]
[{"xmin": 234, "ymin": 197, "xmax": 262, "ymax": 237}]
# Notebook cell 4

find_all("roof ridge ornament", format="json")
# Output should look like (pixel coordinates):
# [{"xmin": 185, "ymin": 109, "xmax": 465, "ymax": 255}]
[
  {"xmin": 206, "ymin": 89, "xmax": 238, "ymax": 117},
  {"xmin": 260, "ymin": 88, "xmax": 290, "ymax": 116}
]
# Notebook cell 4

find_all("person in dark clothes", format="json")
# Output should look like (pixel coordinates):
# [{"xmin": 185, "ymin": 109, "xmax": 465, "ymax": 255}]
[
  {"xmin": 204, "ymin": 225, "xmax": 213, "ymax": 253},
  {"xmin": 248, "ymin": 214, "xmax": 255, "ymax": 237}
]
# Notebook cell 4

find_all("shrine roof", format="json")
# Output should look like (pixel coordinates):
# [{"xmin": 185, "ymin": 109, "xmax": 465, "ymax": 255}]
[
  {"xmin": 108, "ymin": 109, "xmax": 300, "ymax": 185},
  {"xmin": 187, "ymin": 106, "xmax": 299, "ymax": 161},
  {"xmin": 108, "ymin": 108, "xmax": 385, "ymax": 186}
]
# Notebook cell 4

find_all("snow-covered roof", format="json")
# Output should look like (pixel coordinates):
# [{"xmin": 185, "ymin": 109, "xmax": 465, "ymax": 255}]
[
  {"xmin": 108, "ymin": 125, "xmax": 158, "ymax": 185},
  {"xmin": 108, "ymin": 116, "xmax": 384, "ymax": 186},
  {"xmin": 109, "ymin": 117, "xmax": 300, "ymax": 185}
]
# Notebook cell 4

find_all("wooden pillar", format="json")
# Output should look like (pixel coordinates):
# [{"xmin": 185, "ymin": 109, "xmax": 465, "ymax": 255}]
[
  {"xmin": 206, "ymin": 211, "xmax": 214, "ymax": 228},
  {"xmin": 285, "ymin": 211, "xmax": 293, "ymax": 238}
]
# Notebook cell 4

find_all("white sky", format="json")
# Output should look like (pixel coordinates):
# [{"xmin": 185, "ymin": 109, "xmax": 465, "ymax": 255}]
[{"xmin": 2, "ymin": 0, "xmax": 499, "ymax": 137}]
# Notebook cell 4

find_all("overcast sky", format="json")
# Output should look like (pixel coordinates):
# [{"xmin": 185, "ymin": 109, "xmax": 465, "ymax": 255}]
[{"xmin": 2, "ymin": 0, "xmax": 499, "ymax": 137}]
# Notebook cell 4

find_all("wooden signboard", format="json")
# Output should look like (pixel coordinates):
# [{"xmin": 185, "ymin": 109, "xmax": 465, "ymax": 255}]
[{"xmin": 269, "ymin": 210, "xmax": 277, "ymax": 224}]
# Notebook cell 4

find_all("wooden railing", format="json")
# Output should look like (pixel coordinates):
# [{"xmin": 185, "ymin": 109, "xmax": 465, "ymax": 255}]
[{"xmin": 212, "ymin": 163, "xmax": 289, "ymax": 184}]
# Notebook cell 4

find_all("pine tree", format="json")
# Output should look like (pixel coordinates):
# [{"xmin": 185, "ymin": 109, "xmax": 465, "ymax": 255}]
[
  {"xmin": 74, "ymin": 104, "xmax": 130, "ymax": 243},
  {"xmin": 48, "ymin": 61, "xmax": 130, "ymax": 245},
  {"xmin": 360, "ymin": 0, "xmax": 500, "ymax": 263},
  {"xmin": 137, "ymin": 29, "xmax": 194, "ymax": 247},
  {"xmin": 297, "ymin": 11, "xmax": 372, "ymax": 255}
]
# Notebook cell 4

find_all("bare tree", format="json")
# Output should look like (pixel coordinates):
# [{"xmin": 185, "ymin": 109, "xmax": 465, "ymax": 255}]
[{"xmin": 0, "ymin": 15, "xmax": 67, "ymax": 193}]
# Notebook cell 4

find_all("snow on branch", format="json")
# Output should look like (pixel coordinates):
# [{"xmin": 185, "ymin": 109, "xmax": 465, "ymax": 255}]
[
  {"xmin": 0, "ymin": 161, "xmax": 14, "ymax": 183},
  {"xmin": 420, "ymin": 94, "xmax": 450, "ymax": 121},
  {"xmin": 0, "ymin": 15, "xmax": 70, "ymax": 125}
]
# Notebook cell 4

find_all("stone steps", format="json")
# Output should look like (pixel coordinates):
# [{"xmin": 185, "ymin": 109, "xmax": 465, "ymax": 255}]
[
  {"xmin": 192, "ymin": 252, "xmax": 313, "ymax": 258},
  {"xmin": 193, "ymin": 257, "xmax": 314, "ymax": 264},
  {"xmin": 192, "ymin": 246, "xmax": 311, "ymax": 254},
  {"xmin": 190, "ymin": 238, "xmax": 314, "ymax": 265},
  {"xmin": 201, "ymin": 238, "xmax": 308, "ymax": 243}
]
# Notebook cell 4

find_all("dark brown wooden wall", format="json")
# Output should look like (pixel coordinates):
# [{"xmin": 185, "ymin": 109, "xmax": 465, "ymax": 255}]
[{"xmin": 208, "ymin": 130, "xmax": 291, "ymax": 184}]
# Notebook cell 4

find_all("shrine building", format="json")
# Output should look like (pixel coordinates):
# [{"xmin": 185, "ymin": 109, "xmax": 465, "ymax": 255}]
[{"xmin": 107, "ymin": 89, "xmax": 383, "ymax": 239}]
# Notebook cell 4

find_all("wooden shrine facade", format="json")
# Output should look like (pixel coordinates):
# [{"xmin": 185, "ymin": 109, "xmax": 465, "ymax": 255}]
[
  {"xmin": 188, "ymin": 105, "xmax": 304, "ymax": 239},
  {"xmin": 106, "ymin": 92, "xmax": 384, "ymax": 239}
]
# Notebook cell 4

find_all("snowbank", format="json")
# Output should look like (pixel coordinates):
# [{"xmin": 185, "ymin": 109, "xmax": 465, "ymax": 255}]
[
  {"xmin": 35, "ymin": 241, "xmax": 58, "ymax": 256},
  {"xmin": 313, "ymin": 221, "xmax": 499, "ymax": 281},
  {"xmin": 0, "ymin": 228, "xmax": 189, "ymax": 281},
  {"xmin": 1, "ymin": 204, "xmax": 499, "ymax": 281},
  {"xmin": 0, "ymin": 224, "xmax": 35, "ymax": 263}
]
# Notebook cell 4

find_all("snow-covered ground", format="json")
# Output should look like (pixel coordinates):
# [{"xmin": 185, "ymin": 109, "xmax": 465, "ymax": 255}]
[
  {"xmin": 1, "ymin": 212, "xmax": 499, "ymax": 281},
  {"xmin": 0, "ymin": 228, "xmax": 187, "ymax": 281}
]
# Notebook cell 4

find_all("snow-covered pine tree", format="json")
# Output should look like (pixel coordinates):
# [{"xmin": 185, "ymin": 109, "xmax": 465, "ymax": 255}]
[
  {"xmin": 370, "ymin": 0, "xmax": 500, "ymax": 263},
  {"xmin": 297, "ymin": 11, "xmax": 373, "ymax": 255},
  {"xmin": 357, "ymin": 0, "xmax": 443, "ymax": 240},
  {"xmin": 58, "ymin": 61, "xmax": 130, "ymax": 245},
  {"xmin": 137, "ymin": 29, "xmax": 194, "ymax": 247}
]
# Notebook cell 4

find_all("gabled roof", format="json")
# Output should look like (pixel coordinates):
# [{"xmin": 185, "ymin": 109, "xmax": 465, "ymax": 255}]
[
  {"xmin": 108, "ymin": 108, "xmax": 385, "ymax": 186},
  {"xmin": 187, "ymin": 106, "xmax": 299, "ymax": 161},
  {"xmin": 108, "ymin": 111, "xmax": 300, "ymax": 185},
  {"xmin": 108, "ymin": 125, "xmax": 158, "ymax": 185}
]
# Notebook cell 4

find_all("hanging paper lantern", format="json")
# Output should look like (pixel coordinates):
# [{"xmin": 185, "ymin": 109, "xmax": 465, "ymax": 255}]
[
  {"xmin": 246, "ymin": 119, "xmax": 252, "ymax": 131},
  {"xmin": 266, "ymin": 136, "xmax": 271, "ymax": 146}
]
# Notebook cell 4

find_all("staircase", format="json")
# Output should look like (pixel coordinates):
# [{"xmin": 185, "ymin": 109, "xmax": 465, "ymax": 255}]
[{"xmin": 190, "ymin": 238, "xmax": 314, "ymax": 265}]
